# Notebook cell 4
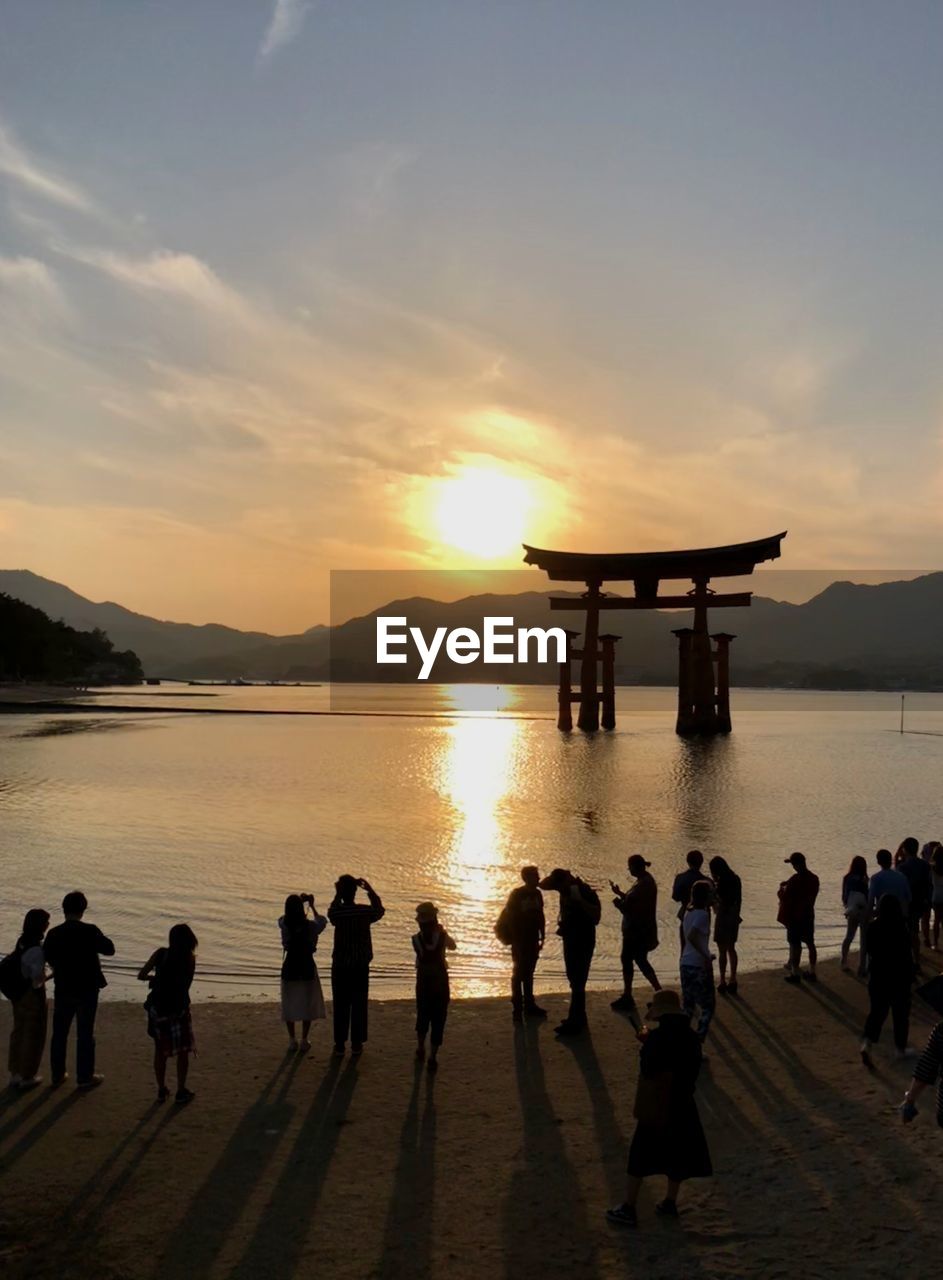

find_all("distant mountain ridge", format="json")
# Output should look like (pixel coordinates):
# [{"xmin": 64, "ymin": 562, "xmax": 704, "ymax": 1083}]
[{"xmin": 4, "ymin": 568, "xmax": 943, "ymax": 689}]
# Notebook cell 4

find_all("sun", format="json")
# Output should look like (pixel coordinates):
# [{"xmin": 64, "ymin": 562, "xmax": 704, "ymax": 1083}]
[{"xmin": 433, "ymin": 467, "xmax": 531, "ymax": 559}]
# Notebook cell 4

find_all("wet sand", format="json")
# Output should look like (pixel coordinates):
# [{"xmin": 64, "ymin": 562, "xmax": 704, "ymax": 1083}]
[{"xmin": 0, "ymin": 955, "xmax": 941, "ymax": 1280}]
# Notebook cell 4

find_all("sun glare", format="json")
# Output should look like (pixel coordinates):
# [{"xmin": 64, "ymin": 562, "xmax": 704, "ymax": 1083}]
[{"xmin": 434, "ymin": 467, "xmax": 531, "ymax": 559}]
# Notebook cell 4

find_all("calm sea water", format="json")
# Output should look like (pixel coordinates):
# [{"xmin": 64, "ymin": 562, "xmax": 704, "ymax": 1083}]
[{"xmin": 1, "ymin": 683, "xmax": 941, "ymax": 1003}]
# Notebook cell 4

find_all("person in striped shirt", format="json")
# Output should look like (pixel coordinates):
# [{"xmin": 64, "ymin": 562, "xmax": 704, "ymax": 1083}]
[
  {"xmin": 327, "ymin": 875, "xmax": 385, "ymax": 1057},
  {"xmin": 901, "ymin": 1021, "xmax": 943, "ymax": 1127}
]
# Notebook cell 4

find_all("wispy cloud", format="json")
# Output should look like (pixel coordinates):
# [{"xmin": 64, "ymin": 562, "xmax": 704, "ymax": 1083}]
[
  {"xmin": 0, "ymin": 119, "xmax": 94, "ymax": 214},
  {"xmin": 258, "ymin": 0, "xmax": 311, "ymax": 63}
]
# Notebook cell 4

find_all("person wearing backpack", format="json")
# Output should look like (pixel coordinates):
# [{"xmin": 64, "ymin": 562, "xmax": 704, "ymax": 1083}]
[
  {"xmin": 539, "ymin": 868, "xmax": 601, "ymax": 1038},
  {"xmin": 278, "ymin": 893, "xmax": 327, "ymax": 1053},
  {"xmin": 4, "ymin": 908, "xmax": 50, "ymax": 1091},
  {"xmin": 498, "ymin": 866, "xmax": 546, "ymax": 1024},
  {"xmin": 44, "ymin": 891, "xmax": 115, "ymax": 1090},
  {"xmin": 138, "ymin": 924, "xmax": 199, "ymax": 1103}
]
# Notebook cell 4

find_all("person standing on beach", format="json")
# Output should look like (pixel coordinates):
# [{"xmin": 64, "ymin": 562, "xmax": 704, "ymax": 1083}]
[
  {"xmin": 680, "ymin": 881, "xmax": 716, "ymax": 1041},
  {"xmin": 610, "ymin": 855, "xmax": 661, "ymax": 1017},
  {"xmin": 671, "ymin": 851, "xmax": 711, "ymax": 954},
  {"xmin": 328, "ymin": 875, "xmax": 385, "ymax": 1057},
  {"xmin": 860, "ymin": 895, "xmax": 916, "ymax": 1067},
  {"xmin": 778, "ymin": 853, "xmax": 819, "ymax": 984},
  {"xmin": 708, "ymin": 856, "xmax": 742, "ymax": 995},
  {"xmin": 841, "ymin": 856, "xmax": 871, "ymax": 976},
  {"xmin": 900, "ymin": 1021, "xmax": 943, "ymax": 1129},
  {"xmin": 44, "ymin": 891, "xmax": 115, "ymax": 1089},
  {"xmin": 278, "ymin": 893, "xmax": 327, "ymax": 1054},
  {"xmin": 503, "ymin": 866, "xmax": 546, "ymax": 1023},
  {"xmin": 138, "ymin": 924, "xmax": 198, "ymax": 1103},
  {"xmin": 898, "ymin": 837, "xmax": 932, "ymax": 968},
  {"xmin": 413, "ymin": 902, "xmax": 456, "ymax": 1072},
  {"xmin": 606, "ymin": 988, "xmax": 712, "ymax": 1228},
  {"xmin": 539, "ymin": 868, "xmax": 601, "ymax": 1038},
  {"xmin": 930, "ymin": 847, "xmax": 943, "ymax": 951},
  {"xmin": 4, "ymin": 909, "xmax": 50, "ymax": 1091},
  {"xmin": 867, "ymin": 848, "xmax": 911, "ymax": 918},
  {"xmin": 919, "ymin": 842, "xmax": 939, "ymax": 949}
]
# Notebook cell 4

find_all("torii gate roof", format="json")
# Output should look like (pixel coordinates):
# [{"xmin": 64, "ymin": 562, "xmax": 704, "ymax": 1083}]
[{"xmin": 522, "ymin": 532, "xmax": 786, "ymax": 585}]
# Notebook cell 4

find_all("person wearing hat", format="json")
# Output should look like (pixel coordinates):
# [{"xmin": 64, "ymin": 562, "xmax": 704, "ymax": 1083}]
[
  {"xmin": 539, "ymin": 868, "xmax": 601, "ymax": 1037},
  {"xmin": 606, "ymin": 988, "xmax": 713, "ymax": 1228},
  {"xmin": 412, "ymin": 902, "xmax": 456, "ymax": 1072},
  {"xmin": 610, "ymin": 855, "xmax": 661, "ymax": 1018},
  {"xmin": 777, "ymin": 852, "xmax": 820, "ymax": 984}
]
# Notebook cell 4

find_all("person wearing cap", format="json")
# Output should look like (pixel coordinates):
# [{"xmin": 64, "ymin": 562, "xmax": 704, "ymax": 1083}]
[
  {"xmin": 412, "ymin": 902, "xmax": 456, "ymax": 1072},
  {"xmin": 539, "ymin": 868, "xmax": 601, "ymax": 1037},
  {"xmin": 671, "ymin": 851, "xmax": 712, "ymax": 955},
  {"xmin": 610, "ymin": 855, "xmax": 661, "ymax": 1018},
  {"xmin": 606, "ymin": 988, "xmax": 713, "ymax": 1228},
  {"xmin": 504, "ymin": 866, "xmax": 547, "ymax": 1024},
  {"xmin": 777, "ymin": 852, "xmax": 820, "ymax": 984}
]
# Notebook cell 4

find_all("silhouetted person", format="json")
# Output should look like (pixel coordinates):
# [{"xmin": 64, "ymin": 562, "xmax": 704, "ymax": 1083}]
[
  {"xmin": 413, "ymin": 902, "xmax": 456, "ymax": 1072},
  {"xmin": 868, "ymin": 848, "xmax": 911, "ymax": 917},
  {"xmin": 708, "ymin": 856, "xmax": 741, "ymax": 995},
  {"xmin": 680, "ymin": 880, "xmax": 716, "ymax": 1041},
  {"xmin": 504, "ymin": 866, "xmax": 546, "ymax": 1023},
  {"xmin": 539, "ymin": 868, "xmax": 601, "ymax": 1037},
  {"xmin": 610, "ymin": 855, "xmax": 660, "ymax": 1018},
  {"xmin": 138, "ymin": 923, "xmax": 198, "ymax": 1104},
  {"xmin": 860, "ymin": 895, "xmax": 916, "ymax": 1067},
  {"xmin": 606, "ymin": 988, "xmax": 712, "ymax": 1228},
  {"xmin": 931, "ymin": 847, "xmax": 943, "ymax": 951},
  {"xmin": 5, "ymin": 908, "xmax": 50, "ymax": 1091},
  {"xmin": 919, "ymin": 841, "xmax": 940, "ymax": 948},
  {"xmin": 328, "ymin": 874, "xmax": 384, "ymax": 1057},
  {"xmin": 778, "ymin": 852, "xmax": 819, "ymax": 983},
  {"xmin": 671, "ymin": 850, "xmax": 710, "ymax": 953},
  {"xmin": 278, "ymin": 892, "xmax": 327, "ymax": 1053},
  {"xmin": 840, "ymin": 855, "xmax": 870, "ymax": 976},
  {"xmin": 898, "ymin": 836, "xmax": 932, "ymax": 968},
  {"xmin": 44, "ymin": 891, "xmax": 114, "ymax": 1089},
  {"xmin": 900, "ymin": 1020, "xmax": 943, "ymax": 1128}
]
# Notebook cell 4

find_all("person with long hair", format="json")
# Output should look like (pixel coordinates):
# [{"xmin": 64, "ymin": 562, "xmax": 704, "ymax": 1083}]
[
  {"xmin": 860, "ymin": 895, "xmax": 916, "ymax": 1067},
  {"xmin": 6, "ymin": 908, "xmax": 50, "ymax": 1090},
  {"xmin": 278, "ymin": 892, "xmax": 327, "ymax": 1052},
  {"xmin": 931, "ymin": 847, "xmax": 943, "ymax": 952},
  {"xmin": 680, "ymin": 880, "xmax": 716, "ymax": 1041},
  {"xmin": 840, "ymin": 855, "xmax": 870, "ymax": 976},
  {"xmin": 138, "ymin": 924, "xmax": 198, "ymax": 1104},
  {"xmin": 708, "ymin": 856, "xmax": 742, "ymax": 995}
]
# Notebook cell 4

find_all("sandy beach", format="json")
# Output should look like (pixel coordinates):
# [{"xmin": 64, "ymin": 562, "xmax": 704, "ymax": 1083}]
[{"xmin": 1, "ymin": 955, "xmax": 941, "ymax": 1280}]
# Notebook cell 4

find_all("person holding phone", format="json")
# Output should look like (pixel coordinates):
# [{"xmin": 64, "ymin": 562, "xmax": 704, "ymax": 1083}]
[{"xmin": 328, "ymin": 875, "xmax": 385, "ymax": 1057}]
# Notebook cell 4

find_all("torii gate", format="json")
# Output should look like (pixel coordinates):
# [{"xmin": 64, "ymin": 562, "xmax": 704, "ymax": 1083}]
[{"xmin": 523, "ymin": 533, "xmax": 786, "ymax": 735}]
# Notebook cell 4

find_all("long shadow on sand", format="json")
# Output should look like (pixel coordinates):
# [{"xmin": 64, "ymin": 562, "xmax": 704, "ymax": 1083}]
[
  {"xmin": 372, "ymin": 1063, "xmax": 437, "ymax": 1280},
  {"xmin": 0, "ymin": 1088, "xmax": 82, "ymax": 1173},
  {"xmin": 556, "ymin": 1028, "xmax": 627, "ymax": 1203},
  {"xmin": 158, "ymin": 1051, "xmax": 307, "ymax": 1278}
]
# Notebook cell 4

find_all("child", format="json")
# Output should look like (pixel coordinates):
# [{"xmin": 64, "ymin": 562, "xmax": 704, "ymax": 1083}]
[{"xmin": 413, "ymin": 902, "xmax": 456, "ymax": 1072}]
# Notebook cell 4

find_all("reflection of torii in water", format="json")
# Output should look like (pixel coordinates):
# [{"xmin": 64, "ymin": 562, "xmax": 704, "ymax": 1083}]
[{"xmin": 522, "ymin": 532, "xmax": 787, "ymax": 735}]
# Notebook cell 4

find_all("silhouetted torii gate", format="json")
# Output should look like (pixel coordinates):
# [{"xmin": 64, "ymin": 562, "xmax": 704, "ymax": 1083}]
[{"xmin": 522, "ymin": 533, "xmax": 786, "ymax": 735}]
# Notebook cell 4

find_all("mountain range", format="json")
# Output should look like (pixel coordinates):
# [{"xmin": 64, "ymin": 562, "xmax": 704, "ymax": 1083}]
[{"xmin": 3, "ymin": 568, "xmax": 943, "ymax": 689}]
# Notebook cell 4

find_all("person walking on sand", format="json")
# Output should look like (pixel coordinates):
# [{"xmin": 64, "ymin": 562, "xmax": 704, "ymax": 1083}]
[
  {"xmin": 708, "ymin": 856, "xmax": 742, "ymax": 995},
  {"xmin": 919, "ymin": 842, "xmax": 939, "ymax": 949},
  {"xmin": 900, "ymin": 1020, "xmax": 943, "ymax": 1129},
  {"xmin": 860, "ymin": 896, "xmax": 917, "ymax": 1067},
  {"xmin": 930, "ymin": 847, "xmax": 943, "ymax": 952},
  {"xmin": 778, "ymin": 853, "xmax": 819, "ymax": 984},
  {"xmin": 606, "ymin": 988, "xmax": 712, "ymax": 1228},
  {"xmin": 503, "ymin": 866, "xmax": 547, "ymax": 1023},
  {"xmin": 867, "ymin": 848, "xmax": 911, "ymax": 918},
  {"xmin": 4, "ymin": 909, "xmax": 50, "ymax": 1091},
  {"xmin": 898, "ymin": 837, "xmax": 932, "ymax": 969},
  {"xmin": 680, "ymin": 881, "xmax": 716, "ymax": 1041},
  {"xmin": 278, "ymin": 893, "xmax": 327, "ymax": 1054},
  {"xmin": 44, "ymin": 891, "xmax": 115, "ymax": 1089},
  {"xmin": 328, "ymin": 874, "xmax": 385, "ymax": 1057},
  {"xmin": 671, "ymin": 851, "xmax": 711, "ymax": 954},
  {"xmin": 138, "ymin": 924, "xmax": 198, "ymax": 1104},
  {"xmin": 841, "ymin": 856, "xmax": 871, "ymax": 976},
  {"xmin": 413, "ymin": 902, "xmax": 456, "ymax": 1072},
  {"xmin": 539, "ymin": 868, "xmax": 601, "ymax": 1038},
  {"xmin": 610, "ymin": 855, "xmax": 661, "ymax": 1019}
]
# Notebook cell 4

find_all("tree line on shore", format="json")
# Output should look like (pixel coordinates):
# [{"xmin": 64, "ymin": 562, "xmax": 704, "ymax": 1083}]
[{"xmin": 0, "ymin": 593, "xmax": 143, "ymax": 686}]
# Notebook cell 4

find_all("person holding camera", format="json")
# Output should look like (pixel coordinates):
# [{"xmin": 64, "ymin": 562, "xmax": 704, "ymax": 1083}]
[
  {"xmin": 328, "ymin": 875, "xmax": 385, "ymax": 1057},
  {"xmin": 278, "ymin": 892, "xmax": 328, "ymax": 1054}
]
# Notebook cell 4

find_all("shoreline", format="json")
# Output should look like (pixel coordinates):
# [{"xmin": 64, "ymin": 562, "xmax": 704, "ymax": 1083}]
[{"xmin": 1, "ymin": 954, "xmax": 941, "ymax": 1279}]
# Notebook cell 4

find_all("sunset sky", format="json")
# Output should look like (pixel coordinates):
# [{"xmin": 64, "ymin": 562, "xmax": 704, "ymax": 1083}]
[{"xmin": 2, "ymin": 2, "xmax": 942, "ymax": 631}]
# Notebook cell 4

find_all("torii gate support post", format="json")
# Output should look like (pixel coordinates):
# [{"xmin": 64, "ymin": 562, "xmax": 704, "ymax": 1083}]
[
  {"xmin": 600, "ymin": 634, "xmax": 619, "ymax": 730},
  {"xmin": 577, "ymin": 581, "xmax": 602, "ymax": 731},
  {"xmin": 672, "ymin": 627, "xmax": 694, "ymax": 734},
  {"xmin": 713, "ymin": 632, "xmax": 735, "ymax": 733},
  {"xmin": 689, "ymin": 577, "xmax": 717, "ymax": 733},
  {"xmin": 557, "ymin": 629, "xmax": 579, "ymax": 731}
]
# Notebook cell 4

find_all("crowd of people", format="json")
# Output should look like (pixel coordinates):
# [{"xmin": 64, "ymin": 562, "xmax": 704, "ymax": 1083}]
[{"xmin": 3, "ymin": 840, "xmax": 943, "ymax": 1229}]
